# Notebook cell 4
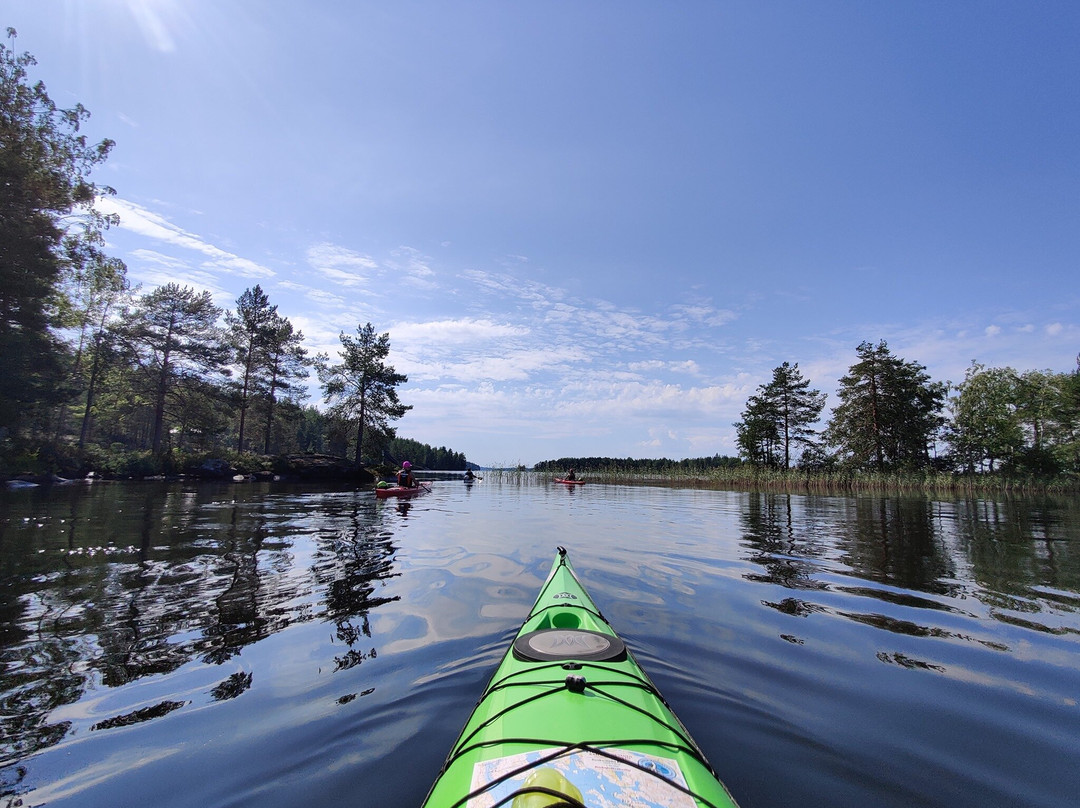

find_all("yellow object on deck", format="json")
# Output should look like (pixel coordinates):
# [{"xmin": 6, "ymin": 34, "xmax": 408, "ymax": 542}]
[{"xmin": 511, "ymin": 768, "xmax": 584, "ymax": 808}]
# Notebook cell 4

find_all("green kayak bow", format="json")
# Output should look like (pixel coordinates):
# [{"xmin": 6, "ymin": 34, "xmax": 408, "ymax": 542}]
[{"xmin": 421, "ymin": 547, "xmax": 740, "ymax": 808}]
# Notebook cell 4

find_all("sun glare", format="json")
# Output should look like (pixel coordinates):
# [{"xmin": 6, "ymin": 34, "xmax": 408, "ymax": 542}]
[{"xmin": 124, "ymin": 0, "xmax": 179, "ymax": 53}]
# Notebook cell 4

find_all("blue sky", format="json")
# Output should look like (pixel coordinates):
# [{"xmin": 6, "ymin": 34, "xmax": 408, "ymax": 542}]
[{"xmin": 6, "ymin": 1, "xmax": 1079, "ymax": 466}]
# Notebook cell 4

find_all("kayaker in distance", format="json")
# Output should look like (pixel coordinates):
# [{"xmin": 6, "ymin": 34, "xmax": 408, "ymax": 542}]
[
  {"xmin": 464, "ymin": 469, "xmax": 475, "ymax": 481},
  {"xmin": 397, "ymin": 461, "xmax": 417, "ymax": 488},
  {"xmin": 565, "ymin": 468, "xmax": 577, "ymax": 481}
]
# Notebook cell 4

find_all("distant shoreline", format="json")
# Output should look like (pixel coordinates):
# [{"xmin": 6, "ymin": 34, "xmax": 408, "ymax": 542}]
[{"xmin": 492, "ymin": 467, "xmax": 1080, "ymax": 496}]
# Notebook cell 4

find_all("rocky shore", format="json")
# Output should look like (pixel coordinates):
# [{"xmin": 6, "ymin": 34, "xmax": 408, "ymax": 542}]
[{"xmin": 3, "ymin": 454, "xmax": 378, "ymax": 487}]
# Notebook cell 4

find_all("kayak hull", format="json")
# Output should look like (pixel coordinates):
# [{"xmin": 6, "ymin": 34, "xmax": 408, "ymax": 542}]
[
  {"xmin": 421, "ymin": 547, "xmax": 739, "ymax": 808},
  {"xmin": 374, "ymin": 484, "xmax": 430, "ymax": 499},
  {"xmin": 554, "ymin": 478, "xmax": 585, "ymax": 485}
]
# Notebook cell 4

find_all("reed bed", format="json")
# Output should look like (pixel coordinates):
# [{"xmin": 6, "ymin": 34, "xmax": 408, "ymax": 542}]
[{"xmin": 488, "ymin": 465, "xmax": 1080, "ymax": 496}]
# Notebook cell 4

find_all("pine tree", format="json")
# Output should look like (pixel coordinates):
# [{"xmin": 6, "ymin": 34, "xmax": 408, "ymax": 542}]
[
  {"xmin": 121, "ymin": 284, "xmax": 228, "ymax": 454},
  {"xmin": 0, "ymin": 30, "xmax": 118, "ymax": 453},
  {"xmin": 825, "ymin": 341, "xmax": 946, "ymax": 471},
  {"xmin": 259, "ymin": 317, "xmax": 310, "ymax": 454},
  {"xmin": 736, "ymin": 362, "xmax": 825, "ymax": 468},
  {"xmin": 317, "ymin": 323, "xmax": 410, "ymax": 466},
  {"xmin": 225, "ymin": 285, "xmax": 279, "ymax": 453},
  {"xmin": 764, "ymin": 362, "xmax": 826, "ymax": 469}
]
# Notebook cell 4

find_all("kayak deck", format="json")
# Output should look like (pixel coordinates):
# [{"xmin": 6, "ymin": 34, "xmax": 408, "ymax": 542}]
[{"xmin": 421, "ymin": 547, "xmax": 739, "ymax": 808}]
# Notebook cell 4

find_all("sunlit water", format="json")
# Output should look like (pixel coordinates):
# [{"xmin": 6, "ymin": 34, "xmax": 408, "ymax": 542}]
[{"xmin": 1, "ymin": 478, "xmax": 1078, "ymax": 807}]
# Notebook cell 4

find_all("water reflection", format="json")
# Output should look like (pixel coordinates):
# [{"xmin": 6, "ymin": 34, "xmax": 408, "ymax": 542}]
[
  {"xmin": 740, "ymin": 490, "xmax": 1080, "ymax": 644},
  {"xmin": 2, "ymin": 481, "xmax": 1079, "ymax": 808},
  {"xmin": 0, "ymin": 483, "xmax": 401, "ymax": 767}
]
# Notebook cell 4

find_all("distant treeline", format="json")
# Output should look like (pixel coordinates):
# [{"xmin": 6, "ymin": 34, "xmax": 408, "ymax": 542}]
[
  {"xmin": 536, "ymin": 342, "xmax": 1080, "ymax": 487},
  {"xmin": 534, "ymin": 455, "xmax": 743, "ymax": 474},
  {"xmin": 386, "ymin": 438, "xmax": 468, "ymax": 471}
]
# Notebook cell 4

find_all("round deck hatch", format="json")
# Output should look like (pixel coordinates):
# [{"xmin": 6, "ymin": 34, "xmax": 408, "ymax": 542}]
[{"xmin": 513, "ymin": 628, "xmax": 626, "ymax": 662}]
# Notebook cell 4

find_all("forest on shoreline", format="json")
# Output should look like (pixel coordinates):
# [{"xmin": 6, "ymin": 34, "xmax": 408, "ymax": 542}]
[
  {"xmin": 1, "ymin": 34, "xmax": 473, "ymax": 482},
  {"xmin": 536, "ymin": 343, "xmax": 1080, "ymax": 494}
]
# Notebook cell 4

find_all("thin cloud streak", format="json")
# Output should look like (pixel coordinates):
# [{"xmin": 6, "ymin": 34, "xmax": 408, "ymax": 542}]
[{"xmin": 100, "ymin": 197, "xmax": 274, "ymax": 279}]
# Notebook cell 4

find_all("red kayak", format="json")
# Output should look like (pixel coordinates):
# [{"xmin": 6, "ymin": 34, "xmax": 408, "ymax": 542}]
[
  {"xmin": 375, "ymin": 483, "xmax": 431, "ymax": 499},
  {"xmin": 554, "ymin": 478, "xmax": 585, "ymax": 485}
]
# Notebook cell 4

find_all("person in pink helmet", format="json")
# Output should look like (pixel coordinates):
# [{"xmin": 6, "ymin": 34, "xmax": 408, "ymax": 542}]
[{"xmin": 397, "ymin": 460, "xmax": 417, "ymax": 488}]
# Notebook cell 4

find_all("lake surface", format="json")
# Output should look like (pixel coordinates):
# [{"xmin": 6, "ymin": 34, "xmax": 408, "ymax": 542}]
[{"xmin": 1, "ymin": 477, "xmax": 1078, "ymax": 808}]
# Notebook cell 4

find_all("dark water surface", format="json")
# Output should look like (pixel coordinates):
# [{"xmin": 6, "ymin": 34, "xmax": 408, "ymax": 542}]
[{"xmin": 1, "ymin": 479, "xmax": 1078, "ymax": 807}]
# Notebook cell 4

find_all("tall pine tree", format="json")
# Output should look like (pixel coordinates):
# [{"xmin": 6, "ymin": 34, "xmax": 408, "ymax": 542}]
[
  {"xmin": 317, "ymin": 323, "xmax": 410, "ymax": 466},
  {"xmin": 0, "ymin": 30, "xmax": 119, "ymax": 455},
  {"xmin": 225, "ymin": 285, "xmax": 279, "ymax": 453},
  {"xmin": 825, "ymin": 341, "xmax": 946, "ymax": 471},
  {"xmin": 121, "ymin": 284, "xmax": 228, "ymax": 455},
  {"xmin": 259, "ymin": 317, "xmax": 310, "ymax": 454},
  {"xmin": 736, "ymin": 362, "xmax": 825, "ymax": 468}
]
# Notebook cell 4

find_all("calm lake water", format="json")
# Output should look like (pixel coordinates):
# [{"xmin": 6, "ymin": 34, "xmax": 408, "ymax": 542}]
[{"xmin": 1, "ymin": 477, "xmax": 1078, "ymax": 808}]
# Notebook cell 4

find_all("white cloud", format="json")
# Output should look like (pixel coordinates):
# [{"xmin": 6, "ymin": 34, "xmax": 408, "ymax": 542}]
[
  {"xmin": 627, "ymin": 359, "xmax": 701, "ymax": 375},
  {"xmin": 125, "ymin": 249, "xmax": 228, "ymax": 299},
  {"xmin": 128, "ymin": 2, "xmax": 178, "ymax": 52},
  {"xmin": 399, "ymin": 345, "xmax": 587, "ymax": 384},
  {"xmin": 985, "ymin": 325, "xmax": 1002, "ymax": 337},
  {"xmin": 305, "ymin": 244, "xmax": 377, "ymax": 287},
  {"xmin": 388, "ymin": 246, "xmax": 438, "ymax": 290},
  {"xmin": 98, "ymin": 197, "xmax": 274, "ymax": 278},
  {"xmin": 391, "ymin": 318, "xmax": 527, "ymax": 345},
  {"xmin": 277, "ymin": 279, "xmax": 349, "ymax": 309},
  {"xmin": 1046, "ymin": 322, "xmax": 1063, "ymax": 336},
  {"xmin": 462, "ymin": 270, "xmax": 564, "ymax": 308},
  {"xmin": 670, "ymin": 303, "xmax": 739, "ymax": 328}
]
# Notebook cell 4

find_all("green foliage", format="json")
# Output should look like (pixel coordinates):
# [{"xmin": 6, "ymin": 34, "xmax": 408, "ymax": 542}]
[
  {"xmin": 946, "ymin": 362, "xmax": 1079, "ymax": 478},
  {"xmin": 735, "ymin": 393, "xmax": 780, "ymax": 467},
  {"xmin": 316, "ymin": 323, "xmax": 410, "ymax": 466},
  {"xmin": 225, "ymin": 284, "xmax": 280, "ymax": 452},
  {"xmin": 256, "ymin": 316, "xmax": 310, "ymax": 454},
  {"xmin": 79, "ymin": 446, "xmax": 159, "ymax": 478},
  {"xmin": 0, "ymin": 30, "xmax": 118, "ymax": 457},
  {"xmin": 1051, "ymin": 358, "xmax": 1080, "ymax": 474},
  {"xmin": 825, "ymin": 341, "xmax": 947, "ymax": 472},
  {"xmin": 386, "ymin": 437, "xmax": 468, "ymax": 470},
  {"xmin": 294, "ymin": 406, "xmax": 328, "ymax": 454},
  {"xmin": 533, "ymin": 455, "xmax": 742, "ymax": 474},
  {"xmin": 221, "ymin": 285, "xmax": 312, "ymax": 455},
  {"xmin": 119, "ymin": 283, "xmax": 229, "ymax": 454},
  {"xmin": 948, "ymin": 362, "xmax": 1024, "ymax": 472},
  {"xmin": 736, "ymin": 362, "xmax": 826, "ymax": 468}
]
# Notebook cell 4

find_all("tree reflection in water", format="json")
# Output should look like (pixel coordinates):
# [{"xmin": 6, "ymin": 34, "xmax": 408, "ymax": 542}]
[
  {"xmin": 0, "ymin": 483, "xmax": 402, "ymax": 767},
  {"xmin": 740, "ymin": 489, "xmax": 1080, "ymax": 653}
]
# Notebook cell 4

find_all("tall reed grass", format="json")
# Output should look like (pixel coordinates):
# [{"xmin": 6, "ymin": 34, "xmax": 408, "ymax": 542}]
[{"xmin": 495, "ymin": 464, "xmax": 1079, "ymax": 495}]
